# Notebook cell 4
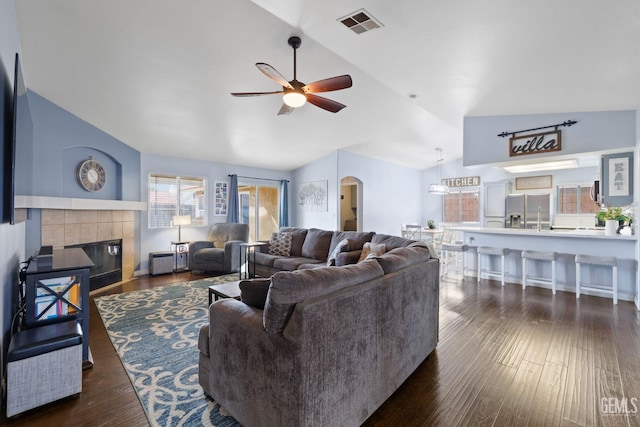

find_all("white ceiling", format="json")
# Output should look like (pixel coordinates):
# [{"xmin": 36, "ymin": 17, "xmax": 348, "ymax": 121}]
[{"xmin": 14, "ymin": 0, "xmax": 640, "ymax": 171}]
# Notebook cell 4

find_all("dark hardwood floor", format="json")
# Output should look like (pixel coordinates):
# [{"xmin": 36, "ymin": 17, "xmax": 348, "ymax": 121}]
[{"xmin": 3, "ymin": 272, "xmax": 640, "ymax": 426}]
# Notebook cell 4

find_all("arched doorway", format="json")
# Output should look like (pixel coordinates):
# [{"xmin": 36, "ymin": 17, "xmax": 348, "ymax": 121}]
[{"xmin": 340, "ymin": 176, "xmax": 362, "ymax": 231}]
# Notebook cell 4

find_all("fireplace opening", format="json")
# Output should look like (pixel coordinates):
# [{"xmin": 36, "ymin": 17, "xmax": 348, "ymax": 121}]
[{"xmin": 66, "ymin": 239, "xmax": 122, "ymax": 291}]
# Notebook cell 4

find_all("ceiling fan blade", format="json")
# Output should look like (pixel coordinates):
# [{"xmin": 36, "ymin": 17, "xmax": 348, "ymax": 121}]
[
  {"xmin": 277, "ymin": 104, "xmax": 295, "ymax": 116},
  {"xmin": 231, "ymin": 91, "xmax": 283, "ymax": 97},
  {"xmin": 303, "ymin": 75, "xmax": 352, "ymax": 93},
  {"xmin": 306, "ymin": 94, "xmax": 346, "ymax": 113},
  {"xmin": 256, "ymin": 63, "xmax": 293, "ymax": 89}
]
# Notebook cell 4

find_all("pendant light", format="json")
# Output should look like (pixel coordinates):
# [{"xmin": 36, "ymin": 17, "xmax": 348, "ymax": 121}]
[{"xmin": 428, "ymin": 148, "xmax": 450, "ymax": 195}]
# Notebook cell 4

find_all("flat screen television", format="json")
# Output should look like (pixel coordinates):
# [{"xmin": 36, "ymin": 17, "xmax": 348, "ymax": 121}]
[
  {"xmin": 9, "ymin": 53, "xmax": 33, "ymax": 224},
  {"xmin": 1, "ymin": 54, "xmax": 10, "ymax": 223}
]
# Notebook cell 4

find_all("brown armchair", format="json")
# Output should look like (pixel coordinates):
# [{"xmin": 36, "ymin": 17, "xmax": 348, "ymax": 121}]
[{"xmin": 189, "ymin": 223, "xmax": 249, "ymax": 273}]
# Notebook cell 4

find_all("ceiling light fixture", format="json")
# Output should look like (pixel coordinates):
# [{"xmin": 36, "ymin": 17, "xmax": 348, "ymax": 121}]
[
  {"xmin": 502, "ymin": 159, "xmax": 578, "ymax": 174},
  {"xmin": 429, "ymin": 148, "xmax": 450, "ymax": 195},
  {"xmin": 282, "ymin": 90, "xmax": 306, "ymax": 108}
]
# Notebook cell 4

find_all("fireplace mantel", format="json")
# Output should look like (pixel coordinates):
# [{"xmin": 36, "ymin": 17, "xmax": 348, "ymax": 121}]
[{"xmin": 16, "ymin": 195, "xmax": 146, "ymax": 211}]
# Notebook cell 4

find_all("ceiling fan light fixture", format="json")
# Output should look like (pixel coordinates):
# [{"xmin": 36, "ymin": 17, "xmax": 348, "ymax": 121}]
[{"xmin": 283, "ymin": 91, "xmax": 306, "ymax": 108}]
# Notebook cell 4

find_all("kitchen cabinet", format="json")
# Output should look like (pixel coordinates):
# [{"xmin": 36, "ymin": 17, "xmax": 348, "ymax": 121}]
[{"xmin": 484, "ymin": 180, "xmax": 512, "ymax": 219}]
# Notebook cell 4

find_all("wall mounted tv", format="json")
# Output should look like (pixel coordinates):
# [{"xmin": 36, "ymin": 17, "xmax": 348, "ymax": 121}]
[{"xmin": 8, "ymin": 53, "xmax": 33, "ymax": 224}]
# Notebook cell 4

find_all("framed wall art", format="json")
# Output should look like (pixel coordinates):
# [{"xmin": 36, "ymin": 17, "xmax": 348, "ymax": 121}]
[
  {"xmin": 601, "ymin": 152, "xmax": 633, "ymax": 207},
  {"xmin": 214, "ymin": 181, "xmax": 228, "ymax": 216},
  {"xmin": 515, "ymin": 175, "xmax": 552, "ymax": 190},
  {"xmin": 298, "ymin": 180, "xmax": 328, "ymax": 212}
]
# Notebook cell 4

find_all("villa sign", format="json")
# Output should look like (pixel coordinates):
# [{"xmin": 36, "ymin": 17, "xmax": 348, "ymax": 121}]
[
  {"xmin": 441, "ymin": 176, "xmax": 480, "ymax": 188},
  {"xmin": 509, "ymin": 130, "xmax": 561, "ymax": 157}
]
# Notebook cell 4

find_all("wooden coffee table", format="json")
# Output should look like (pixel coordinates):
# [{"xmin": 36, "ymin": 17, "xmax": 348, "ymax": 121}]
[{"xmin": 208, "ymin": 280, "xmax": 241, "ymax": 305}]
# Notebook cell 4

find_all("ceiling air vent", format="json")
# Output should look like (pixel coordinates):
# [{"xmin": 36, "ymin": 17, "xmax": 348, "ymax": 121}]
[{"xmin": 338, "ymin": 9, "xmax": 383, "ymax": 35}]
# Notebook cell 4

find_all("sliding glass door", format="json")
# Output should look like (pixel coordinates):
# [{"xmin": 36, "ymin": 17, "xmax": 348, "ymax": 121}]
[{"xmin": 238, "ymin": 184, "xmax": 280, "ymax": 242}]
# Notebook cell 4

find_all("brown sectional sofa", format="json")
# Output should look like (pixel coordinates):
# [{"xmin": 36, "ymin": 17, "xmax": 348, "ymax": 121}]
[{"xmin": 198, "ymin": 228, "xmax": 439, "ymax": 426}]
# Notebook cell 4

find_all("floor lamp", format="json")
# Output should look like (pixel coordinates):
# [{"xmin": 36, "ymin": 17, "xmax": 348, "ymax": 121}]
[{"xmin": 173, "ymin": 215, "xmax": 191, "ymax": 242}]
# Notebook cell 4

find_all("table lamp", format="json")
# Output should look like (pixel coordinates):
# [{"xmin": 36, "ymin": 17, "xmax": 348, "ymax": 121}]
[{"xmin": 173, "ymin": 215, "xmax": 191, "ymax": 242}]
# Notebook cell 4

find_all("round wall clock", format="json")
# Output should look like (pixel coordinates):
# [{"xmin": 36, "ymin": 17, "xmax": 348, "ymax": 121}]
[{"xmin": 78, "ymin": 157, "xmax": 107, "ymax": 192}]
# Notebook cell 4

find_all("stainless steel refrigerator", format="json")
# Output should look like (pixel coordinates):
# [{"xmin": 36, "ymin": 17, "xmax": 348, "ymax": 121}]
[
  {"xmin": 505, "ymin": 194, "xmax": 525, "ymax": 228},
  {"xmin": 505, "ymin": 193, "xmax": 551, "ymax": 229},
  {"xmin": 525, "ymin": 193, "xmax": 551, "ymax": 230}
]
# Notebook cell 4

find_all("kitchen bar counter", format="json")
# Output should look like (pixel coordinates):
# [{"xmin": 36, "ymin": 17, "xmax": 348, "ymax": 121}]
[
  {"xmin": 454, "ymin": 226, "xmax": 637, "ymax": 240},
  {"xmin": 451, "ymin": 227, "xmax": 637, "ymax": 304}
]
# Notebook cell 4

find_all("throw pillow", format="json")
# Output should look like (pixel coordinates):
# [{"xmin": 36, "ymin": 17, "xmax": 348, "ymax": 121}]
[
  {"xmin": 357, "ymin": 242, "xmax": 386, "ymax": 263},
  {"xmin": 326, "ymin": 238, "xmax": 352, "ymax": 266},
  {"xmin": 268, "ymin": 232, "xmax": 293, "ymax": 256},
  {"xmin": 239, "ymin": 279, "xmax": 272, "ymax": 309}
]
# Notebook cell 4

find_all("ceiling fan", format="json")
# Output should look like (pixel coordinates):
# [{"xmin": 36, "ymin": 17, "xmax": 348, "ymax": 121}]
[{"xmin": 231, "ymin": 36, "xmax": 353, "ymax": 115}]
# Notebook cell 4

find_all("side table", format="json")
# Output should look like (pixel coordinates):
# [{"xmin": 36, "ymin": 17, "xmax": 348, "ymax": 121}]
[
  {"xmin": 171, "ymin": 241, "xmax": 190, "ymax": 272},
  {"xmin": 239, "ymin": 242, "xmax": 267, "ymax": 280}
]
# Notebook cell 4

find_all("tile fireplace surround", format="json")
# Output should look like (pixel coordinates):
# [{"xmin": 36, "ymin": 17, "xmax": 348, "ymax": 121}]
[{"xmin": 41, "ymin": 209, "xmax": 135, "ymax": 285}]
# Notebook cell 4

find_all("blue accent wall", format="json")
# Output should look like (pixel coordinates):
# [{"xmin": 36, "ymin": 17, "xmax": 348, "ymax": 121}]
[{"xmin": 27, "ymin": 91, "xmax": 141, "ymax": 200}]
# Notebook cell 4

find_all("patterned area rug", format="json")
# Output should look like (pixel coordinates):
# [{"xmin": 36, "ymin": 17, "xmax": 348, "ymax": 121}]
[{"xmin": 95, "ymin": 274, "xmax": 242, "ymax": 427}]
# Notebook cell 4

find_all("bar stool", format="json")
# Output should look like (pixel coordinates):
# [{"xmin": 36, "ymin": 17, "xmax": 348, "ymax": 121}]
[
  {"xmin": 522, "ymin": 250, "xmax": 558, "ymax": 294},
  {"xmin": 477, "ymin": 246, "xmax": 510, "ymax": 287},
  {"xmin": 440, "ymin": 242, "xmax": 469, "ymax": 277},
  {"xmin": 575, "ymin": 254, "xmax": 618, "ymax": 304}
]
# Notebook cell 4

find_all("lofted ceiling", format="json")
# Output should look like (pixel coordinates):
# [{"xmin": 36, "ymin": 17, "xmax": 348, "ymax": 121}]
[{"xmin": 14, "ymin": 0, "xmax": 640, "ymax": 171}]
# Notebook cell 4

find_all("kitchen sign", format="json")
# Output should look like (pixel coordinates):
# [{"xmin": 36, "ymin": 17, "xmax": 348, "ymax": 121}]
[
  {"xmin": 441, "ymin": 176, "xmax": 480, "ymax": 188},
  {"xmin": 509, "ymin": 130, "xmax": 561, "ymax": 157}
]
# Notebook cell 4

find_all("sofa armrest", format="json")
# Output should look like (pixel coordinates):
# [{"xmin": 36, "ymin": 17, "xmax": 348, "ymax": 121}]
[
  {"xmin": 189, "ymin": 241, "xmax": 214, "ymax": 254},
  {"xmin": 189, "ymin": 241, "xmax": 214, "ymax": 270},
  {"xmin": 335, "ymin": 249, "xmax": 362, "ymax": 266},
  {"xmin": 223, "ymin": 239, "xmax": 246, "ymax": 272},
  {"xmin": 206, "ymin": 299, "xmax": 300, "ymax": 426},
  {"xmin": 254, "ymin": 240, "xmax": 270, "ymax": 254}
]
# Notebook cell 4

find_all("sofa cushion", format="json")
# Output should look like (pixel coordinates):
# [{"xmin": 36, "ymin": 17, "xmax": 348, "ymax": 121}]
[
  {"xmin": 253, "ymin": 251, "xmax": 280, "ymax": 268},
  {"xmin": 371, "ymin": 233, "xmax": 416, "ymax": 251},
  {"xmin": 278, "ymin": 227, "xmax": 308, "ymax": 257},
  {"xmin": 376, "ymin": 245, "xmax": 432, "ymax": 274},
  {"xmin": 328, "ymin": 231, "xmax": 375, "ymax": 254},
  {"xmin": 268, "ymin": 232, "xmax": 293, "ymax": 256},
  {"xmin": 326, "ymin": 238, "xmax": 352, "ymax": 266},
  {"xmin": 193, "ymin": 247, "xmax": 224, "ymax": 263},
  {"xmin": 239, "ymin": 278, "xmax": 272, "ymax": 309},
  {"xmin": 263, "ymin": 260, "xmax": 385, "ymax": 334},
  {"xmin": 357, "ymin": 242, "xmax": 386, "ymax": 263},
  {"xmin": 208, "ymin": 222, "xmax": 249, "ymax": 244},
  {"xmin": 297, "ymin": 263, "xmax": 327, "ymax": 270},
  {"xmin": 335, "ymin": 250, "xmax": 362, "ymax": 267},
  {"xmin": 273, "ymin": 257, "xmax": 322, "ymax": 271},
  {"xmin": 301, "ymin": 228, "xmax": 333, "ymax": 261}
]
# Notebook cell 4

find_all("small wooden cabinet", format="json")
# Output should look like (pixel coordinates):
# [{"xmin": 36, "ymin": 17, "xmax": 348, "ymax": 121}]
[{"xmin": 25, "ymin": 248, "xmax": 93, "ymax": 368}]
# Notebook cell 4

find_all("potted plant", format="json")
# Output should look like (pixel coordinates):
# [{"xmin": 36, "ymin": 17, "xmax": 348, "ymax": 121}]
[
  {"xmin": 596, "ymin": 206, "xmax": 629, "ymax": 235},
  {"xmin": 427, "ymin": 219, "xmax": 435, "ymax": 229}
]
